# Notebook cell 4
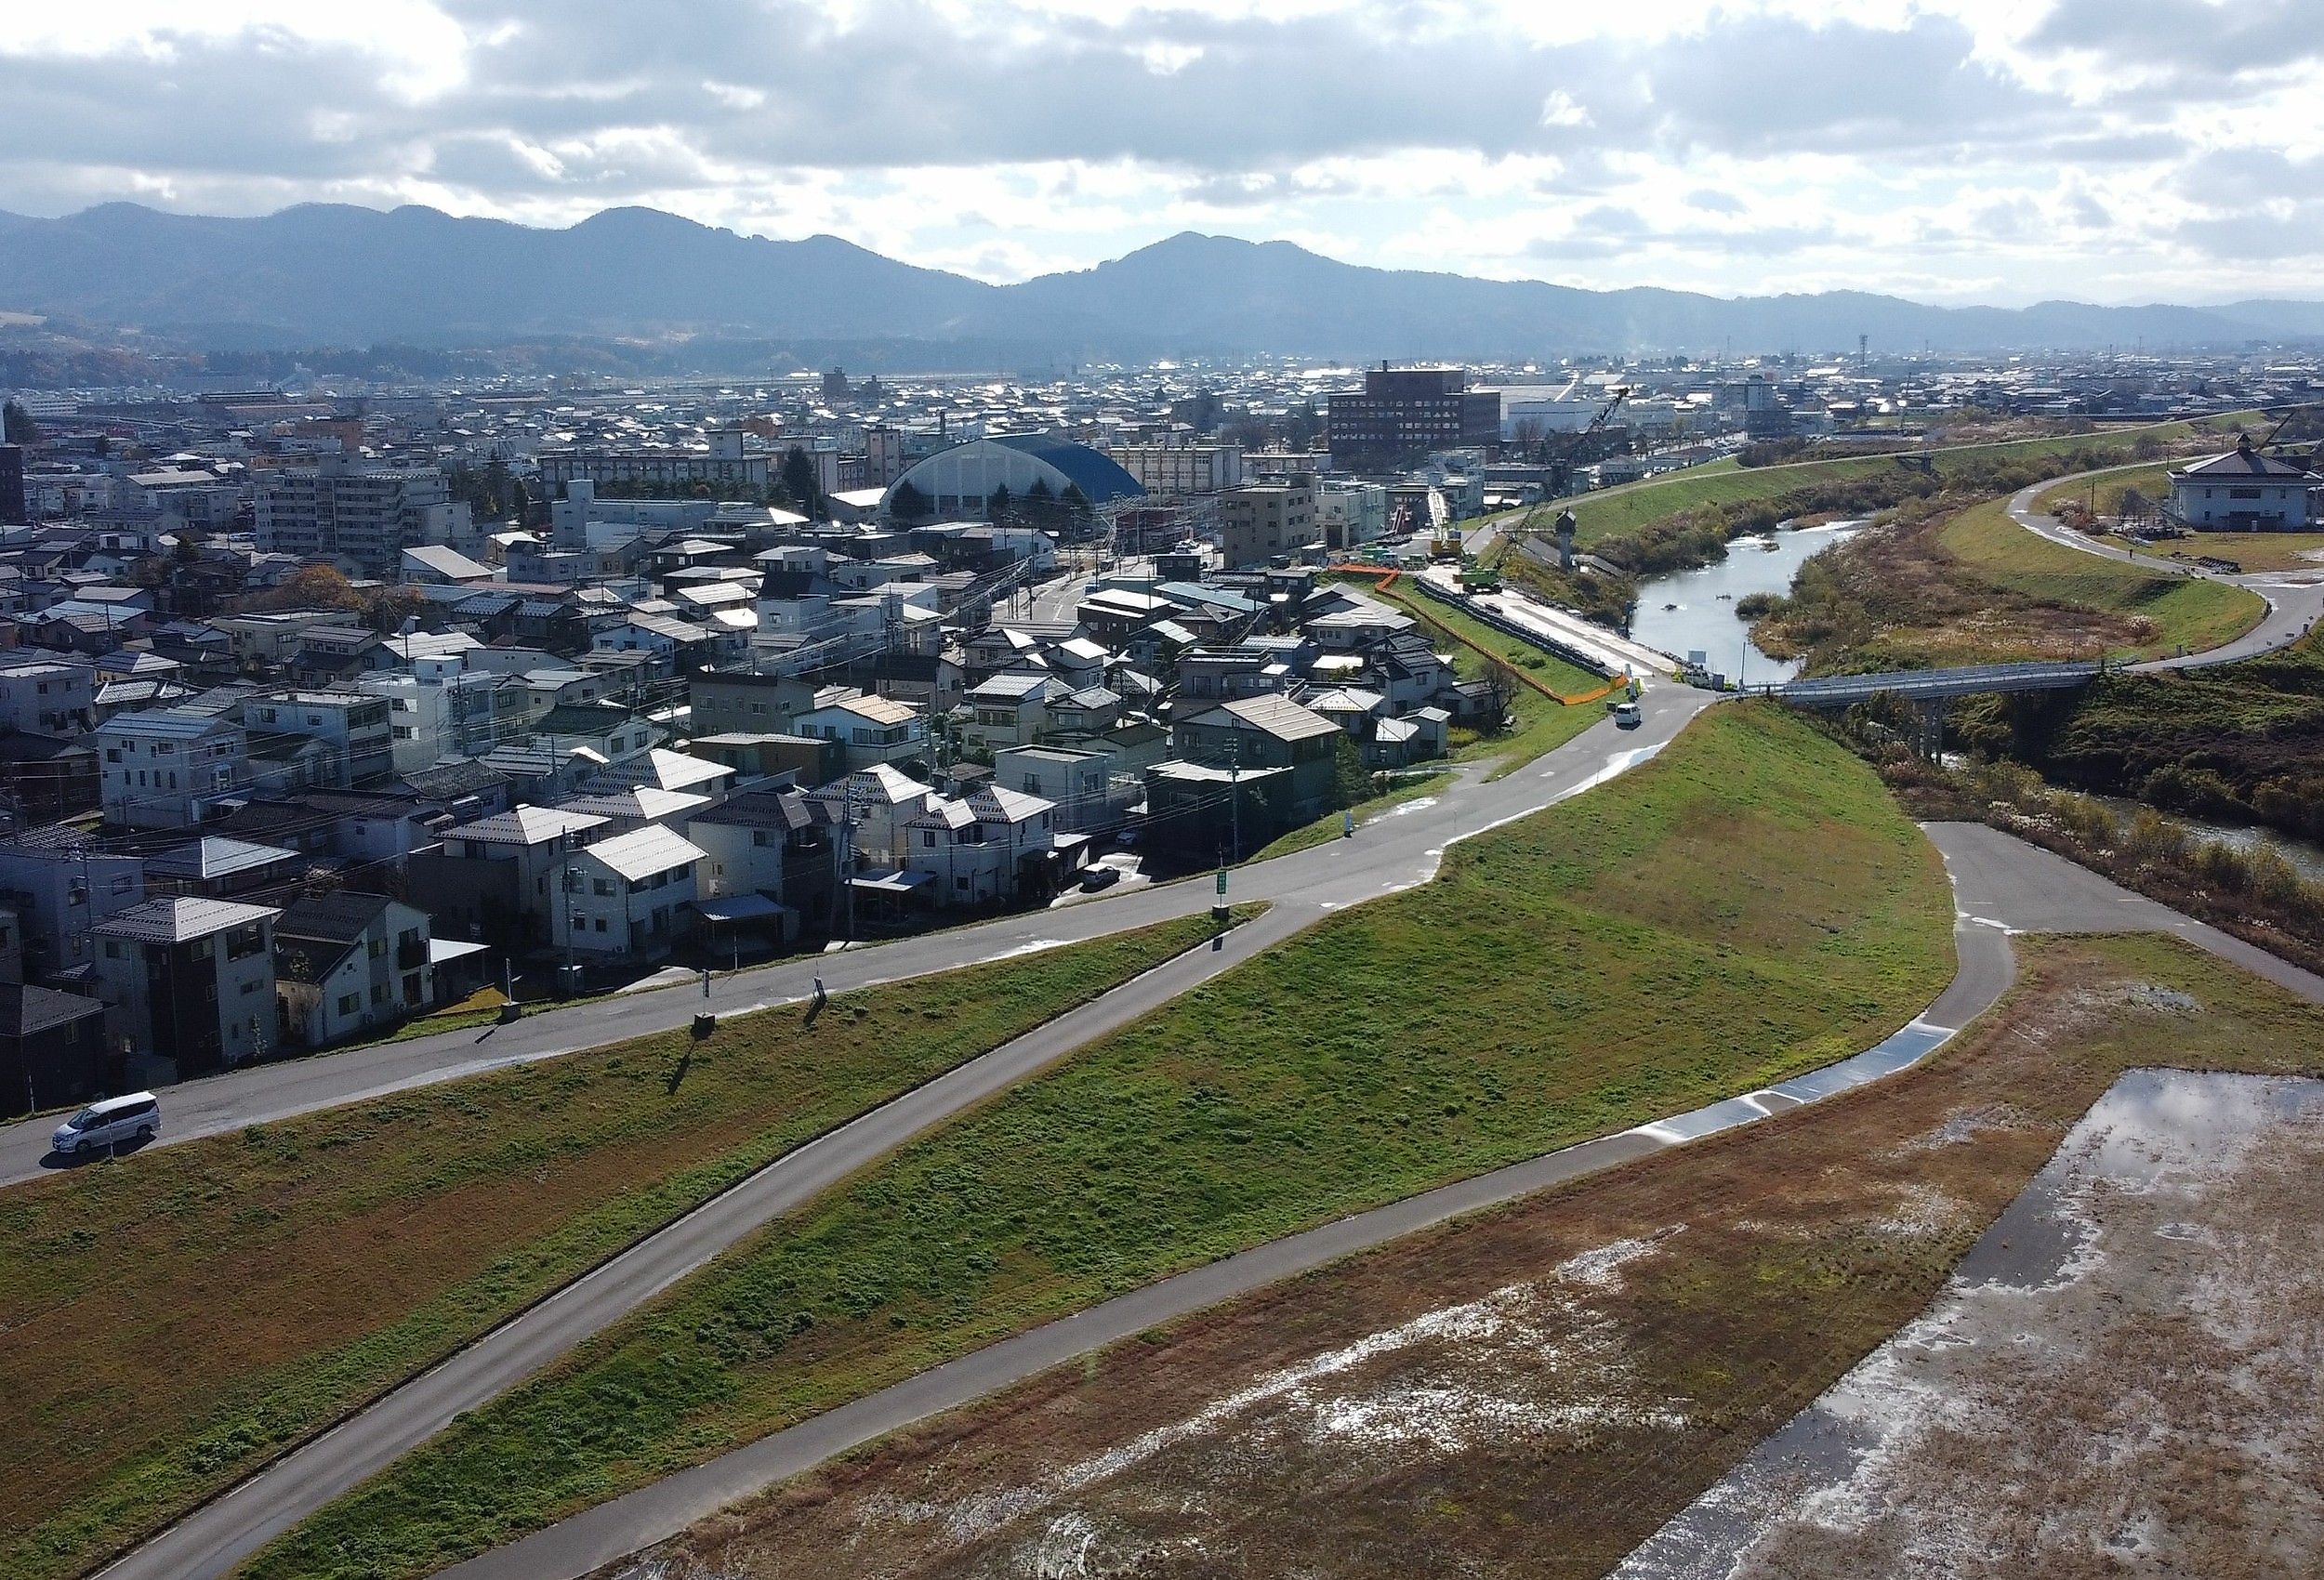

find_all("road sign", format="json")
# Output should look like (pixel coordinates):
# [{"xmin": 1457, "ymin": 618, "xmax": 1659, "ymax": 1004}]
[{"xmin": 1216, "ymin": 868, "xmax": 1228, "ymax": 896}]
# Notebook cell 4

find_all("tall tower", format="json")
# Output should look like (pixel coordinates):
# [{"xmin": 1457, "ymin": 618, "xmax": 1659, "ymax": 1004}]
[{"xmin": 1857, "ymin": 334, "xmax": 1869, "ymax": 373}]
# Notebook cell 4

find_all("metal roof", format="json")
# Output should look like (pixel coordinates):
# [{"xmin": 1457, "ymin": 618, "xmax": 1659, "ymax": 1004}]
[
  {"xmin": 581, "ymin": 824, "xmax": 706, "ymax": 882},
  {"xmin": 95, "ymin": 896, "xmax": 280, "ymax": 943},
  {"xmin": 449, "ymin": 805, "xmax": 610, "ymax": 846}
]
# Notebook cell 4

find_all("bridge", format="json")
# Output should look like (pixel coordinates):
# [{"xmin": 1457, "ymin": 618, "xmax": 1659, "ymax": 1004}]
[{"xmin": 1775, "ymin": 659, "xmax": 2103, "ymax": 709}]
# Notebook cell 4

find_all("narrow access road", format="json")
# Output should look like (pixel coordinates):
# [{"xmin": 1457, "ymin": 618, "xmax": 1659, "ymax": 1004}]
[
  {"xmin": 97, "ymin": 691, "xmax": 1712, "ymax": 1580},
  {"xmin": 2002, "ymin": 474, "xmax": 2324, "ymax": 672},
  {"xmin": 3, "ymin": 682, "xmax": 1713, "ymax": 1186},
  {"xmin": 434, "ymin": 821, "xmax": 2324, "ymax": 1580}
]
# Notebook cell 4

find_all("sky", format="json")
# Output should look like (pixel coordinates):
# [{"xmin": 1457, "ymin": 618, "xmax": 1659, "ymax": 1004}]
[{"xmin": 3, "ymin": 0, "xmax": 2319, "ymax": 307}]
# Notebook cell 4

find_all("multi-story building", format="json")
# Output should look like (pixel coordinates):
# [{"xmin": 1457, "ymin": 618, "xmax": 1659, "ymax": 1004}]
[
  {"xmin": 550, "ymin": 824, "xmax": 705, "ymax": 964},
  {"xmin": 1327, "ymin": 365, "xmax": 1501, "ymax": 469},
  {"xmin": 0, "ymin": 838, "xmax": 147, "ymax": 980},
  {"xmin": 240, "ymin": 690, "xmax": 394, "ymax": 787},
  {"xmin": 1105, "ymin": 443, "xmax": 1246, "ymax": 495},
  {"xmin": 0, "ymin": 657, "xmax": 95, "ymax": 736},
  {"xmin": 688, "ymin": 670, "xmax": 816, "ymax": 739},
  {"xmin": 536, "ymin": 430, "xmax": 773, "ymax": 495},
  {"xmin": 403, "ymin": 805, "xmax": 610, "ymax": 949},
  {"xmin": 254, "ymin": 456, "xmax": 471, "ymax": 573},
  {"xmin": 273, "ymin": 891, "xmax": 434, "ymax": 1049},
  {"xmin": 0, "ymin": 443, "xmax": 24, "ymax": 526},
  {"xmin": 95, "ymin": 709, "xmax": 251, "ymax": 828},
  {"xmin": 359, "ymin": 660, "xmax": 535, "ymax": 773},
  {"xmin": 92, "ymin": 896, "xmax": 281, "ymax": 1079},
  {"xmin": 2170, "ymin": 437, "xmax": 2320, "ymax": 531},
  {"xmin": 1315, "ymin": 480, "xmax": 1388, "ymax": 550},
  {"xmin": 1218, "ymin": 480, "xmax": 1317, "ymax": 568}
]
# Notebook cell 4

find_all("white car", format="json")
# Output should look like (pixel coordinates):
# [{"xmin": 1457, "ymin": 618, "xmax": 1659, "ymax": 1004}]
[
  {"xmin": 1612, "ymin": 701, "xmax": 1644, "ymax": 730},
  {"xmin": 51, "ymin": 1092, "xmax": 162, "ymax": 1156}
]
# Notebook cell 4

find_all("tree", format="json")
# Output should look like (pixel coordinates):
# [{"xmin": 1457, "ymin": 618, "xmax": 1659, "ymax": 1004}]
[
  {"xmin": 1327, "ymin": 733, "xmax": 1372, "ymax": 811},
  {"xmin": 782, "ymin": 446, "xmax": 826, "ymax": 520},
  {"xmin": 986, "ymin": 483, "xmax": 1012, "ymax": 524},
  {"xmin": 891, "ymin": 479, "xmax": 932, "ymax": 521},
  {"xmin": 2, "ymin": 400, "xmax": 37, "ymax": 446}
]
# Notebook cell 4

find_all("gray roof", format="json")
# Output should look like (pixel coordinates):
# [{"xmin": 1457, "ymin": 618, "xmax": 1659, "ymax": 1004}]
[
  {"xmin": 0, "ymin": 982, "xmax": 106, "ymax": 1036},
  {"xmin": 147, "ymin": 836, "xmax": 298, "ymax": 880},
  {"xmin": 95, "ymin": 896, "xmax": 279, "ymax": 943}
]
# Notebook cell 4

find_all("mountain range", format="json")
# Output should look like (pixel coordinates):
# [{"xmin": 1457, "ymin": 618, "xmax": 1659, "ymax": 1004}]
[{"xmin": 0, "ymin": 202, "xmax": 2315, "ymax": 362}]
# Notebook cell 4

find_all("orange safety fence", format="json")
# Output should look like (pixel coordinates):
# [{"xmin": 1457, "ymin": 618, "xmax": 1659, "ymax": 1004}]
[{"xmin": 1326, "ymin": 564, "xmax": 1626, "ymax": 706}]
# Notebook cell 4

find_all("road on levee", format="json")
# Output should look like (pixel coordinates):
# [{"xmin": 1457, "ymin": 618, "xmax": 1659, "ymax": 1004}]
[{"xmin": 3, "ymin": 682, "xmax": 1707, "ymax": 1187}]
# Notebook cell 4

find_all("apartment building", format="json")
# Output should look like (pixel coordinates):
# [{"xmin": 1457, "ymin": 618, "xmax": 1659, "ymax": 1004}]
[
  {"xmin": 1218, "ymin": 480, "xmax": 1317, "ymax": 568},
  {"xmin": 93, "ymin": 896, "xmax": 281, "ymax": 1078},
  {"xmin": 1327, "ymin": 365, "xmax": 1501, "ymax": 469},
  {"xmin": 95, "ymin": 709, "xmax": 252, "ymax": 828},
  {"xmin": 254, "ymin": 456, "xmax": 472, "ymax": 573}
]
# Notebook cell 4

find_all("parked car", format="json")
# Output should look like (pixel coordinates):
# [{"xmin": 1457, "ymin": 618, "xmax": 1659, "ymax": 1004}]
[
  {"xmin": 1079, "ymin": 863, "xmax": 1123, "ymax": 891},
  {"xmin": 51, "ymin": 1093, "xmax": 162, "ymax": 1156}
]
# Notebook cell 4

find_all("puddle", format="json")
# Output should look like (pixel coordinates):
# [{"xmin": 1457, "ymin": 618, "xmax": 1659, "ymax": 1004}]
[{"xmin": 1614, "ymin": 1068, "xmax": 2324, "ymax": 1580}]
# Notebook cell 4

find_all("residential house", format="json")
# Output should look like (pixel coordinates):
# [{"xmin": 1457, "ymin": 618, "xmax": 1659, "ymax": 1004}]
[
  {"xmin": 684, "ymin": 787, "xmax": 835, "ymax": 931},
  {"xmin": 403, "ymin": 805, "xmax": 610, "ymax": 949},
  {"xmin": 0, "ymin": 658, "xmax": 94, "ymax": 736},
  {"xmin": 687, "ymin": 669, "xmax": 814, "ymax": 738},
  {"xmin": 961, "ymin": 672, "xmax": 1051, "ymax": 755},
  {"xmin": 994, "ymin": 744, "xmax": 1128, "ymax": 834},
  {"xmin": 96, "ymin": 708, "xmax": 251, "ymax": 828},
  {"xmin": 92, "ymin": 896, "xmax": 281, "ymax": 1079},
  {"xmin": 549, "ymin": 824, "xmax": 705, "ymax": 964},
  {"xmin": 273, "ymin": 892, "xmax": 434, "ymax": 1049},
  {"xmin": 1171, "ymin": 693, "xmax": 1344, "ymax": 823},
  {"xmin": 903, "ymin": 783, "xmax": 1063, "ymax": 907},
  {"xmin": 807, "ymin": 763, "xmax": 937, "ymax": 868},
  {"xmin": 791, "ymin": 690, "xmax": 929, "ymax": 773},
  {"xmin": 0, "ymin": 983, "xmax": 112, "ymax": 1117},
  {"xmin": 239, "ymin": 690, "xmax": 395, "ymax": 787}
]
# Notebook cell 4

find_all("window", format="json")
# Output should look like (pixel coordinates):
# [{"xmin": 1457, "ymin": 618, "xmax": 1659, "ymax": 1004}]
[
  {"xmin": 111, "ymin": 875, "xmax": 132, "ymax": 894},
  {"xmin": 2229, "ymin": 487, "xmax": 2264, "ymax": 501},
  {"xmin": 592, "ymin": 878, "xmax": 613, "ymax": 896},
  {"xmin": 593, "ymin": 917, "xmax": 607, "ymax": 932},
  {"xmin": 372, "ymin": 983, "xmax": 390, "ymax": 1005},
  {"xmin": 368, "ymin": 937, "xmax": 388, "ymax": 958},
  {"xmin": 103, "ymin": 941, "xmax": 122, "ymax": 960},
  {"xmin": 923, "ymin": 831, "xmax": 937, "ymax": 848},
  {"xmin": 337, "ymin": 993, "xmax": 361, "ymax": 1015}
]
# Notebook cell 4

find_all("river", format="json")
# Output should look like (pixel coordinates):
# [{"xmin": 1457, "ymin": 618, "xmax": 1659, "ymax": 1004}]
[{"xmin": 1628, "ymin": 520, "xmax": 1863, "ymax": 685}]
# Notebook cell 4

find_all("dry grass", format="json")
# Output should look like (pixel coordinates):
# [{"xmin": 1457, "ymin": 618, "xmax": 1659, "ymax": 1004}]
[{"xmin": 619, "ymin": 933, "xmax": 2324, "ymax": 1580}]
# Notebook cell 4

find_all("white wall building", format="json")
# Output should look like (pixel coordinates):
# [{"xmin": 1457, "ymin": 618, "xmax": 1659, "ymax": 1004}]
[{"xmin": 551, "ymin": 824, "xmax": 705, "ymax": 962}]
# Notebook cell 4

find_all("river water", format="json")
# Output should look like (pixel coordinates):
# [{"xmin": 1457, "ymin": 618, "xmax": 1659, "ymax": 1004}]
[
  {"xmin": 2087, "ymin": 793, "xmax": 2324, "ymax": 882},
  {"xmin": 1629, "ymin": 521, "xmax": 1864, "ymax": 685}
]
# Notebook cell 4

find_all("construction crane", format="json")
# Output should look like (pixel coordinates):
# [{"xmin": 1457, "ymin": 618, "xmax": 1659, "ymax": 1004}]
[{"xmin": 1492, "ymin": 385, "xmax": 1632, "ymax": 571}]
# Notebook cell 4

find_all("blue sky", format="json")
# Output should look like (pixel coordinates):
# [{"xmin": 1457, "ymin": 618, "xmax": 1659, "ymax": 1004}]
[{"xmin": 3, "ymin": 0, "xmax": 2319, "ymax": 304}]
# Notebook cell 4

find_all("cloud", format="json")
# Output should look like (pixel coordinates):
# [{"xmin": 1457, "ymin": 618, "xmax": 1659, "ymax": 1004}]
[{"xmin": 0, "ymin": 0, "xmax": 2315, "ymax": 301}]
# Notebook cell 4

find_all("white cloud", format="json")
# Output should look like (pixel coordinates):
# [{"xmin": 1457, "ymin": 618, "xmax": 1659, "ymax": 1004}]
[{"xmin": 0, "ymin": 0, "xmax": 2317, "ymax": 303}]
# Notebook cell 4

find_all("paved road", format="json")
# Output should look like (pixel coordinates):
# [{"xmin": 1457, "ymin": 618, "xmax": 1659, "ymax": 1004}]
[
  {"xmin": 436, "ymin": 822, "xmax": 2324, "ymax": 1580},
  {"xmin": 3, "ymin": 685, "xmax": 1709, "ymax": 1187},
  {"xmin": 93, "ymin": 687, "xmax": 1712, "ymax": 1580},
  {"xmin": 2003, "ymin": 474, "xmax": 2324, "ymax": 673}
]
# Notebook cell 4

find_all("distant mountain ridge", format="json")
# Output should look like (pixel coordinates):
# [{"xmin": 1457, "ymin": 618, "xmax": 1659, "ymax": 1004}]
[{"xmin": 0, "ymin": 203, "xmax": 2312, "ymax": 359}]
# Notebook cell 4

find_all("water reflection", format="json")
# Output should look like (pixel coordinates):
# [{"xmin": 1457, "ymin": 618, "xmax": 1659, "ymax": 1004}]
[{"xmin": 1629, "ymin": 521, "xmax": 1863, "ymax": 685}]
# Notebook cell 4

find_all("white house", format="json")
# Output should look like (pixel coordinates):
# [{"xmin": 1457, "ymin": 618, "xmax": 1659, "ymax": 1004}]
[
  {"xmin": 551, "ymin": 824, "xmax": 705, "ymax": 963},
  {"xmin": 902, "ymin": 783, "xmax": 1060, "ymax": 907},
  {"xmin": 95, "ymin": 709, "xmax": 251, "ymax": 828},
  {"xmin": 2168, "ymin": 436, "xmax": 2319, "ymax": 531},
  {"xmin": 790, "ymin": 691, "xmax": 929, "ymax": 772},
  {"xmin": 273, "ymin": 891, "xmax": 434, "ymax": 1049}
]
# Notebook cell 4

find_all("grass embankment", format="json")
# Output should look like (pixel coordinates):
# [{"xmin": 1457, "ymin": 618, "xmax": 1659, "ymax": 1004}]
[
  {"xmin": 1750, "ymin": 495, "xmax": 2263, "ymax": 673},
  {"xmin": 1248, "ymin": 770, "xmax": 1454, "ymax": 862},
  {"xmin": 1348, "ymin": 575, "xmax": 1605, "ymax": 777},
  {"xmin": 244, "ymin": 704, "xmax": 1957, "ymax": 1580},
  {"xmin": 645, "ymin": 932, "xmax": 2324, "ymax": 1577},
  {"xmin": 1565, "ymin": 413, "xmax": 2256, "ymax": 546},
  {"xmin": 0, "ymin": 915, "xmax": 1224, "ymax": 1580},
  {"xmin": 2035, "ymin": 464, "xmax": 2324, "ymax": 573}
]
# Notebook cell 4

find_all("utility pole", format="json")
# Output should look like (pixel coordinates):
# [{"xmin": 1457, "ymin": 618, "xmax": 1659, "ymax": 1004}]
[{"xmin": 1227, "ymin": 729, "xmax": 1241, "ymax": 865}]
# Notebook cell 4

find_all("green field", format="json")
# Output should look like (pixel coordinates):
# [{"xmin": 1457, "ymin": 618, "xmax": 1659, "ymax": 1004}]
[
  {"xmin": 0, "ymin": 915, "xmax": 1224, "ymax": 1580},
  {"xmin": 1352, "ymin": 576, "xmax": 1607, "ymax": 777},
  {"xmin": 1936, "ymin": 498, "xmax": 2264, "ymax": 661},
  {"xmin": 245, "ymin": 704, "xmax": 1958, "ymax": 1580},
  {"xmin": 1483, "ymin": 414, "xmax": 2261, "ymax": 549}
]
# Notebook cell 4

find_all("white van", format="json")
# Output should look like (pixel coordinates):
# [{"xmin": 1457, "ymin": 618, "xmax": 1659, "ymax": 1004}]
[
  {"xmin": 50, "ymin": 1093, "xmax": 162, "ymax": 1156},
  {"xmin": 1612, "ymin": 701, "xmax": 1644, "ymax": 730}
]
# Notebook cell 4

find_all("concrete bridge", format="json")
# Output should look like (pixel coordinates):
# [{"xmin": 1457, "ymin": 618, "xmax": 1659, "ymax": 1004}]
[{"xmin": 1775, "ymin": 659, "xmax": 2103, "ymax": 709}]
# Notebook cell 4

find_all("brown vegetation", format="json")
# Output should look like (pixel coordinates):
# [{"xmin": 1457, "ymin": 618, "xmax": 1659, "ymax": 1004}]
[{"xmin": 612, "ymin": 933, "xmax": 2324, "ymax": 1580}]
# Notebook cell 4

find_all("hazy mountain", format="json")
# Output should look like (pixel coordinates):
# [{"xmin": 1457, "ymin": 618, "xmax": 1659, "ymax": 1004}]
[{"xmin": 0, "ymin": 204, "xmax": 2314, "ymax": 359}]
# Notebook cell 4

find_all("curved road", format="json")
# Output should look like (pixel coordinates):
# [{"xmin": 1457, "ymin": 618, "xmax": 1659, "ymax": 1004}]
[
  {"xmin": 442, "ymin": 820, "xmax": 2324, "ymax": 1580},
  {"xmin": 94, "ymin": 684, "xmax": 1711, "ymax": 1580},
  {"xmin": 2003, "ymin": 473, "xmax": 2324, "ymax": 672}
]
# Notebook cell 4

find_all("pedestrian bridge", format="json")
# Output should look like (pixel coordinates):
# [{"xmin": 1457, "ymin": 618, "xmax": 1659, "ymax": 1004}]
[{"xmin": 1776, "ymin": 659, "xmax": 2102, "ymax": 708}]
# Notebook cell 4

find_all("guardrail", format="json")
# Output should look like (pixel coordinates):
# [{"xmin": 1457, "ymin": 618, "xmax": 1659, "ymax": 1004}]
[{"xmin": 1777, "ymin": 659, "xmax": 2102, "ymax": 707}]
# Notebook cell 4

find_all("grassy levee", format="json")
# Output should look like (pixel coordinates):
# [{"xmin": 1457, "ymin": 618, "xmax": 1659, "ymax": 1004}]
[
  {"xmin": 631, "ymin": 930, "xmax": 2324, "ymax": 1577},
  {"xmin": 1349, "ymin": 575, "xmax": 1605, "ymax": 776},
  {"xmin": 1934, "ymin": 498, "xmax": 2264, "ymax": 660},
  {"xmin": 0, "ymin": 915, "xmax": 1223, "ymax": 1580},
  {"xmin": 1561, "ymin": 413, "xmax": 2257, "ymax": 546},
  {"xmin": 244, "ymin": 704, "xmax": 1957, "ymax": 1580}
]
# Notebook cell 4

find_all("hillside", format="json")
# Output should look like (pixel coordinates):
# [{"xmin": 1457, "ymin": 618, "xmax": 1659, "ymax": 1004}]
[{"xmin": 0, "ymin": 205, "xmax": 2316, "ymax": 358}]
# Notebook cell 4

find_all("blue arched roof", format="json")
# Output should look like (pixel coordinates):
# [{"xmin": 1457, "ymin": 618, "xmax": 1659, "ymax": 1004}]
[{"xmin": 986, "ymin": 433, "xmax": 1146, "ymax": 505}]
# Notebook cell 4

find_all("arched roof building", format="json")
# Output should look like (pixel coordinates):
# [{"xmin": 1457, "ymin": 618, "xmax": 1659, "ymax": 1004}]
[{"xmin": 887, "ymin": 433, "xmax": 1145, "ymax": 519}]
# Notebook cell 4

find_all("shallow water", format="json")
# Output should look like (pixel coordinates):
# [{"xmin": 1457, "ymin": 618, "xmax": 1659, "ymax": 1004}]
[
  {"xmin": 1614, "ymin": 1068, "xmax": 2324, "ymax": 1580},
  {"xmin": 1629, "ymin": 521, "xmax": 1863, "ymax": 685}
]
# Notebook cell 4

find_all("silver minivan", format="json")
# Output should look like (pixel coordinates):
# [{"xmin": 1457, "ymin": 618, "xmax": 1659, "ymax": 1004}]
[{"xmin": 50, "ymin": 1092, "xmax": 162, "ymax": 1156}]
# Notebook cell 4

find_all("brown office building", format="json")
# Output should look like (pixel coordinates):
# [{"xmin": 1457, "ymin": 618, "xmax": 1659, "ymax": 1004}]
[{"xmin": 1327, "ymin": 365, "xmax": 1500, "ymax": 469}]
